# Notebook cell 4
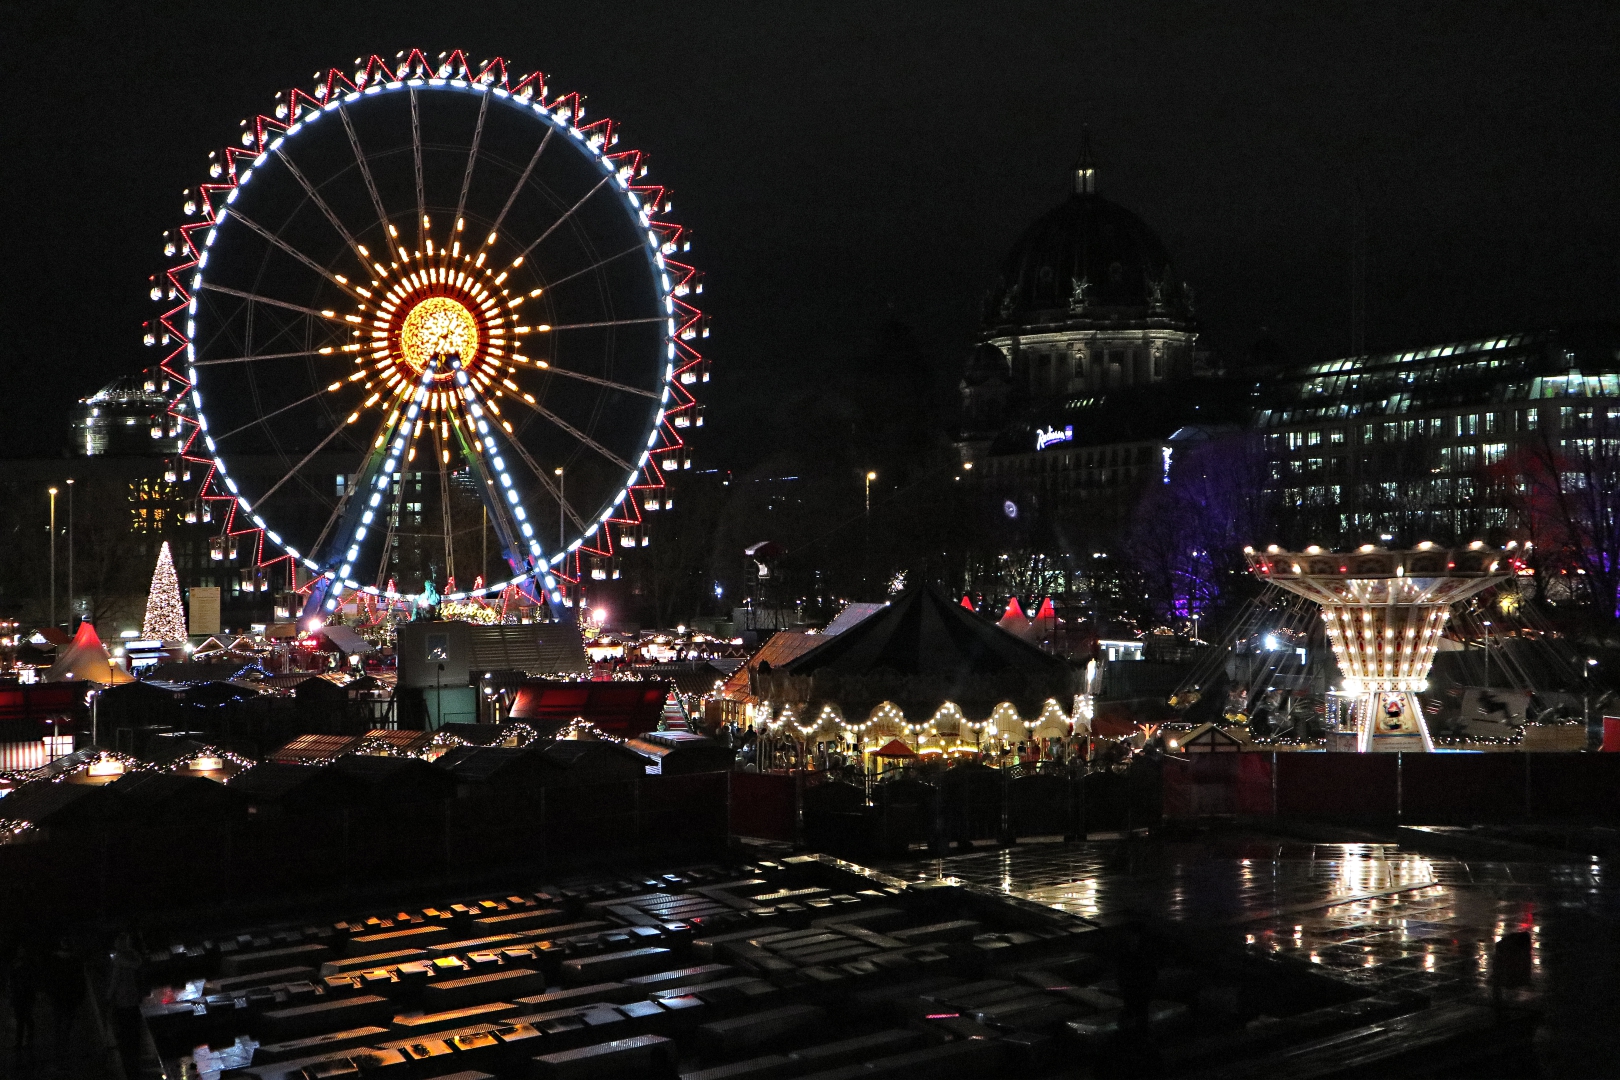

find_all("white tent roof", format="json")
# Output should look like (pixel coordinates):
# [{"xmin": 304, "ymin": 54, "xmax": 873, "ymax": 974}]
[
  {"xmin": 46, "ymin": 623, "xmax": 132, "ymax": 684},
  {"xmin": 317, "ymin": 624, "xmax": 375, "ymax": 655}
]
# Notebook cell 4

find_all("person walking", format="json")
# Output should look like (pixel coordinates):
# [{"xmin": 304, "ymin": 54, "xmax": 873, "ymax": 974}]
[
  {"xmin": 45, "ymin": 936, "xmax": 84, "ymax": 1061},
  {"xmin": 9, "ymin": 943, "xmax": 38, "ymax": 1054},
  {"xmin": 106, "ymin": 934, "xmax": 144, "ymax": 1079}
]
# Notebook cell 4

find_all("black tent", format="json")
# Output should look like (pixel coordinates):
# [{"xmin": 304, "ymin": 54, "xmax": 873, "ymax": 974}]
[{"xmin": 760, "ymin": 584, "xmax": 1080, "ymax": 720}]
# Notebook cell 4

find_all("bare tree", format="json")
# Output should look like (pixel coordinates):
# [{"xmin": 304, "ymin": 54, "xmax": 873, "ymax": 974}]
[{"xmin": 1509, "ymin": 413, "xmax": 1620, "ymax": 621}]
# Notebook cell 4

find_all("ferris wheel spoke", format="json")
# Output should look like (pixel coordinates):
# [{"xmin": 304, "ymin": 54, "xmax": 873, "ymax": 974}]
[
  {"xmin": 513, "ymin": 173, "xmax": 612, "ymax": 263},
  {"xmin": 307, "ymin": 481, "xmax": 358, "ymax": 568},
  {"xmin": 490, "ymin": 423, "xmax": 590, "ymax": 534},
  {"xmin": 444, "ymin": 384, "xmax": 536, "ymax": 572},
  {"xmin": 338, "ymin": 105, "xmax": 394, "ymax": 249},
  {"xmin": 371, "ymin": 466, "xmax": 406, "ymax": 590},
  {"xmin": 247, "ymin": 416, "xmax": 360, "ymax": 513},
  {"xmin": 541, "ymin": 242, "xmax": 643, "ymax": 292},
  {"xmin": 223, "ymin": 207, "xmax": 361, "ymax": 300},
  {"xmin": 215, "ymin": 381, "xmax": 351, "ymax": 441},
  {"xmin": 410, "ymin": 88, "xmax": 426, "ymax": 249},
  {"xmin": 273, "ymin": 148, "xmax": 366, "ymax": 260},
  {"xmin": 453, "ymin": 91, "xmax": 490, "ymax": 234},
  {"xmin": 198, "ymin": 282, "xmax": 338, "ymax": 321},
  {"xmin": 501, "ymin": 391, "xmax": 632, "ymax": 471},
  {"xmin": 433, "ymin": 422, "xmax": 455, "ymax": 579},
  {"xmin": 290, "ymin": 395, "xmax": 405, "ymax": 561},
  {"xmin": 539, "ymin": 315, "xmax": 667, "ymax": 333},
  {"xmin": 525, "ymin": 362, "xmax": 658, "ymax": 399},
  {"xmin": 488, "ymin": 127, "xmax": 553, "ymax": 245},
  {"xmin": 191, "ymin": 347, "xmax": 342, "ymax": 368}
]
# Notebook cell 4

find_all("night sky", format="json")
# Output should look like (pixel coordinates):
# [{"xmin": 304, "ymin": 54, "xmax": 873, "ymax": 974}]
[{"xmin": 4, "ymin": 1, "xmax": 1618, "ymax": 466}]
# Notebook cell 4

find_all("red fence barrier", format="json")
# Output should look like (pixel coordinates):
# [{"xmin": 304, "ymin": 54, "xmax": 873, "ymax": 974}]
[
  {"xmin": 1402, "ymin": 753, "xmax": 1527, "ymax": 823},
  {"xmin": 1162, "ymin": 751, "xmax": 1620, "ymax": 824},
  {"xmin": 728, "ymin": 771, "xmax": 797, "ymax": 842},
  {"xmin": 1276, "ymin": 753, "xmax": 1398, "ymax": 820}
]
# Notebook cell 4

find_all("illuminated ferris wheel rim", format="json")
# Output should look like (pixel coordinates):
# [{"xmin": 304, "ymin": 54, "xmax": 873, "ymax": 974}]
[{"xmin": 162, "ymin": 52, "xmax": 704, "ymax": 609}]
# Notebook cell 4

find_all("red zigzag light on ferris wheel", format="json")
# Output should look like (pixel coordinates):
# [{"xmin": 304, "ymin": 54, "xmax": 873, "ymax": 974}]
[{"xmin": 149, "ymin": 49, "xmax": 708, "ymax": 610}]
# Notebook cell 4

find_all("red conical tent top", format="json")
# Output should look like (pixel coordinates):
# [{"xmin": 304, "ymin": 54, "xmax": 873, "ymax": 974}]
[
  {"xmin": 872, "ymin": 738, "xmax": 916, "ymax": 758},
  {"xmin": 46, "ymin": 622, "xmax": 132, "ymax": 684},
  {"xmin": 71, "ymin": 620, "xmax": 102, "ymax": 651},
  {"xmin": 960, "ymin": 594, "xmax": 975, "ymax": 611},
  {"xmin": 1033, "ymin": 596, "xmax": 1057, "ymax": 622}
]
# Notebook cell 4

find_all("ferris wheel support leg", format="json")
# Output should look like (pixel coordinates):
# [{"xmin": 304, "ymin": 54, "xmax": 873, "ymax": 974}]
[
  {"xmin": 300, "ymin": 575, "xmax": 339, "ymax": 624},
  {"xmin": 448, "ymin": 361, "xmax": 568, "ymax": 622},
  {"xmin": 302, "ymin": 371, "xmax": 434, "ymax": 624}
]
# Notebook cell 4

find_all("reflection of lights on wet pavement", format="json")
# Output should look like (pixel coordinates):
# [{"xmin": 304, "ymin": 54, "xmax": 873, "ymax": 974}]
[{"xmin": 889, "ymin": 834, "xmax": 1609, "ymax": 1004}]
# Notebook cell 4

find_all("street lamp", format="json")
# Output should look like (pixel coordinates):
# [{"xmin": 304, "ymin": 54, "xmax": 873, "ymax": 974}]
[
  {"xmin": 554, "ymin": 467, "xmax": 565, "ymax": 550},
  {"xmin": 65, "ymin": 479, "xmax": 73, "ymax": 627},
  {"xmin": 862, "ymin": 471, "xmax": 877, "ymax": 599},
  {"xmin": 1586, "ymin": 657, "xmax": 1600, "ymax": 745},
  {"xmin": 47, "ymin": 487, "xmax": 58, "ymax": 628}
]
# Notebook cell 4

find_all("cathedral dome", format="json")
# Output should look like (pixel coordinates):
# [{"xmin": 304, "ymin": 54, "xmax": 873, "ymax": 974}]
[{"xmin": 985, "ymin": 165, "xmax": 1190, "ymax": 330}]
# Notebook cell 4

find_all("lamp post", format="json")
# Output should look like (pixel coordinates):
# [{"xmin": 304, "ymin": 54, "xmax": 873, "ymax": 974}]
[
  {"xmin": 47, "ymin": 486, "xmax": 58, "ymax": 628},
  {"xmin": 1586, "ymin": 657, "xmax": 1599, "ymax": 748},
  {"xmin": 554, "ymin": 467, "xmax": 565, "ymax": 550},
  {"xmin": 66, "ymin": 479, "xmax": 73, "ymax": 627},
  {"xmin": 863, "ymin": 471, "xmax": 876, "ymax": 598},
  {"xmin": 554, "ymin": 466, "xmax": 564, "ymax": 605}
]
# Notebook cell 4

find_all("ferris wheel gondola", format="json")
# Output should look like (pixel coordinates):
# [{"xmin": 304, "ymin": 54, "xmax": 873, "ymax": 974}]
[{"xmin": 150, "ymin": 50, "xmax": 705, "ymax": 624}]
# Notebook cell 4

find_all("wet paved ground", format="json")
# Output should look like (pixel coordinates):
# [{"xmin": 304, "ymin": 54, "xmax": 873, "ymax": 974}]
[{"xmin": 889, "ymin": 833, "xmax": 1619, "ymax": 1076}]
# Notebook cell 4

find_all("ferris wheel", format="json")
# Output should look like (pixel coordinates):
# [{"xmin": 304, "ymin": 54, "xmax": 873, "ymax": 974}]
[{"xmin": 150, "ymin": 50, "xmax": 706, "ymax": 623}]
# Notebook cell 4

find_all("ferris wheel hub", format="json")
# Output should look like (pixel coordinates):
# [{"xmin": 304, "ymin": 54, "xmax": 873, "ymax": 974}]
[{"xmin": 399, "ymin": 295, "xmax": 480, "ymax": 377}]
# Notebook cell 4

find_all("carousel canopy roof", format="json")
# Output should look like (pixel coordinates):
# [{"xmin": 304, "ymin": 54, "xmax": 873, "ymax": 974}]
[
  {"xmin": 769, "ymin": 584, "xmax": 1079, "ymax": 717},
  {"xmin": 824, "ymin": 602, "xmax": 889, "ymax": 637}
]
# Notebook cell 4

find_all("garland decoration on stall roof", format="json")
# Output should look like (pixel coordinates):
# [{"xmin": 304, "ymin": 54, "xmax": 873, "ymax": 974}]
[
  {"xmin": 558, "ymin": 717, "xmax": 620, "ymax": 742},
  {"xmin": 492, "ymin": 722, "xmax": 541, "ymax": 748},
  {"xmin": 30, "ymin": 749, "xmax": 148, "ymax": 784},
  {"xmin": 158, "ymin": 745, "xmax": 256, "ymax": 772},
  {"xmin": 142, "ymin": 541, "xmax": 188, "ymax": 643},
  {"xmin": 1433, "ymin": 733, "xmax": 1525, "ymax": 747},
  {"xmin": 1247, "ymin": 735, "xmax": 1329, "ymax": 747},
  {"xmin": 0, "ymin": 819, "xmax": 35, "ymax": 845}
]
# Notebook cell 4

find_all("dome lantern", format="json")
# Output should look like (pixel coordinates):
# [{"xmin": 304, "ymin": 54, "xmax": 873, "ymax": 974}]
[{"xmin": 1074, "ymin": 126, "xmax": 1096, "ymax": 195}]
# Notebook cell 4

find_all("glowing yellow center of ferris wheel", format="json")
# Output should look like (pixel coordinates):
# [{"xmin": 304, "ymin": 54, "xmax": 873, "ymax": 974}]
[{"xmin": 399, "ymin": 296, "xmax": 479, "ymax": 374}]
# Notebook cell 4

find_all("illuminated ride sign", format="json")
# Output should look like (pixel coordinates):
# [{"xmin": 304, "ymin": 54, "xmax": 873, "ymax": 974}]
[{"xmin": 1035, "ymin": 425, "xmax": 1073, "ymax": 451}]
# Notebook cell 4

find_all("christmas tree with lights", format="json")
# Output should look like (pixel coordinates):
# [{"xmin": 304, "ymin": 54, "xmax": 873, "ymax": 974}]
[{"xmin": 142, "ymin": 541, "xmax": 187, "ymax": 642}]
